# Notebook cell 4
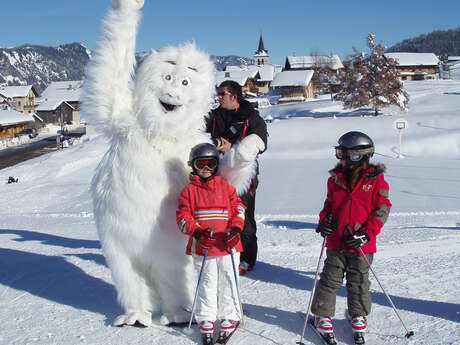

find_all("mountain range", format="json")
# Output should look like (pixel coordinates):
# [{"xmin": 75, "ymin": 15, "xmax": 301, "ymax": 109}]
[{"xmin": 0, "ymin": 43, "xmax": 252, "ymax": 94}]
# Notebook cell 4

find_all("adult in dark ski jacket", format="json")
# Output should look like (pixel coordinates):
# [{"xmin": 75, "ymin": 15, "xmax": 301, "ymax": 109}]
[{"xmin": 205, "ymin": 80, "xmax": 267, "ymax": 274}]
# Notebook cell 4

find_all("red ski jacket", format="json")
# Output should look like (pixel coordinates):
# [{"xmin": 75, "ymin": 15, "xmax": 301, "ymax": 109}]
[
  {"xmin": 319, "ymin": 164, "xmax": 391, "ymax": 254},
  {"xmin": 176, "ymin": 174, "xmax": 245, "ymax": 256}
]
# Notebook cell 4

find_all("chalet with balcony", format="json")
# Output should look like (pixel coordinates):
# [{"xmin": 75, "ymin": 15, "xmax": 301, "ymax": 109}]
[
  {"xmin": 0, "ymin": 108, "xmax": 35, "ymax": 139},
  {"xmin": 0, "ymin": 85, "xmax": 38, "ymax": 113},
  {"xmin": 271, "ymin": 70, "xmax": 315, "ymax": 103},
  {"xmin": 384, "ymin": 53, "xmax": 440, "ymax": 80}
]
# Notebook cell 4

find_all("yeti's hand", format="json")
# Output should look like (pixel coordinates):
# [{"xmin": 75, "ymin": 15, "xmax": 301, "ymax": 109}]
[
  {"xmin": 113, "ymin": 310, "xmax": 152, "ymax": 327},
  {"xmin": 236, "ymin": 134, "xmax": 265, "ymax": 163},
  {"xmin": 112, "ymin": 0, "xmax": 144, "ymax": 11}
]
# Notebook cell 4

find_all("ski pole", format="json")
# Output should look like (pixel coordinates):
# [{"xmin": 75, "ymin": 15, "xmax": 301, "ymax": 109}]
[
  {"xmin": 187, "ymin": 248, "xmax": 209, "ymax": 330},
  {"xmin": 345, "ymin": 226, "xmax": 414, "ymax": 339},
  {"xmin": 296, "ymin": 237, "xmax": 326, "ymax": 345},
  {"xmin": 229, "ymin": 247, "xmax": 245, "ymax": 326}
]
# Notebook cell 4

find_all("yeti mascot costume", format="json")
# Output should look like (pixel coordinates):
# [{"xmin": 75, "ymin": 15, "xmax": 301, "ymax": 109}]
[{"xmin": 83, "ymin": 0, "xmax": 261, "ymax": 328}]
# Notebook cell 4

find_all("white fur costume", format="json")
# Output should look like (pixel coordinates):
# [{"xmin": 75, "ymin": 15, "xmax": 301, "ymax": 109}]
[
  {"xmin": 82, "ymin": 0, "xmax": 215, "ymax": 326},
  {"xmin": 83, "ymin": 0, "xmax": 261, "ymax": 327}
]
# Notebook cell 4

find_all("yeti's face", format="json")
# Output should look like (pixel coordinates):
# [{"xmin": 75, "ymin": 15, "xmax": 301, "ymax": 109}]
[
  {"xmin": 156, "ymin": 59, "xmax": 195, "ymax": 113},
  {"xmin": 134, "ymin": 43, "xmax": 215, "ymax": 136}
]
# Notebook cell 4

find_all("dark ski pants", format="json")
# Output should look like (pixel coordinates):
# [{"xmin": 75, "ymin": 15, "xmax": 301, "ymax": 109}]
[
  {"xmin": 239, "ymin": 176, "xmax": 258, "ymax": 268},
  {"xmin": 311, "ymin": 249, "xmax": 373, "ymax": 317}
]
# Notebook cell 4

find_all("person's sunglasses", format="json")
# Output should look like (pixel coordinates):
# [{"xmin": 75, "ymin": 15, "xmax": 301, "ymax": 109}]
[
  {"xmin": 194, "ymin": 158, "xmax": 217, "ymax": 170},
  {"xmin": 335, "ymin": 148, "xmax": 363, "ymax": 162},
  {"xmin": 217, "ymin": 90, "xmax": 232, "ymax": 97}
]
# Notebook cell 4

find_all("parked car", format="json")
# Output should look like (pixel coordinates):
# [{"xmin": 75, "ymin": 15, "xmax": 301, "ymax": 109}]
[
  {"xmin": 245, "ymin": 96, "xmax": 271, "ymax": 110},
  {"xmin": 15, "ymin": 128, "xmax": 37, "ymax": 139}
]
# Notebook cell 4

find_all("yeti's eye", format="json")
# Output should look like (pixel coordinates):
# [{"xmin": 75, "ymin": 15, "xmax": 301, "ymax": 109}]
[
  {"xmin": 164, "ymin": 74, "xmax": 172, "ymax": 81},
  {"xmin": 182, "ymin": 78, "xmax": 191, "ymax": 86}
]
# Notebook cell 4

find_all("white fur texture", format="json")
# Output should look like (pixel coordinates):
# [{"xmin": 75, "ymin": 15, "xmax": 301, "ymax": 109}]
[
  {"xmin": 219, "ymin": 134, "xmax": 265, "ymax": 196},
  {"xmin": 236, "ymin": 134, "xmax": 265, "ymax": 163},
  {"xmin": 82, "ymin": 0, "xmax": 215, "ymax": 326}
]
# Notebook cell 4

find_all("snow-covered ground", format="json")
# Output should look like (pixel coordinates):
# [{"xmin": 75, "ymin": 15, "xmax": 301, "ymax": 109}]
[{"xmin": 1, "ymin": 80, "xmax": 459, "ymax": 345}]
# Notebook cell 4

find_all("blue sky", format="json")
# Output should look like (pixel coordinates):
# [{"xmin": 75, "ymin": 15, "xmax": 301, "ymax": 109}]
[{"xmin": 3, "ymin": 1, "xmax": 460, "ymax": 65}]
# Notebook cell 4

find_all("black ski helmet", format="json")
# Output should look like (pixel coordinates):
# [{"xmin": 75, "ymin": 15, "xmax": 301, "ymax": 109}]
[
  {"xmin": 336, "ymin": 131, "xmax": 375, "ymax": 164},
  {"xmin": 188, "ymin": 143, "xmax": 220, "ymax": 176}
]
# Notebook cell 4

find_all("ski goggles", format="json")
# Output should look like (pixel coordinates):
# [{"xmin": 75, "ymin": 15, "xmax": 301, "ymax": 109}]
[
  {"xmin": 335, "ymin": 147, "xmax": 365, "ymax": 162},
  {"xmin": 193, "ymin": 158, "xmax": 218, "ymax": 171}
]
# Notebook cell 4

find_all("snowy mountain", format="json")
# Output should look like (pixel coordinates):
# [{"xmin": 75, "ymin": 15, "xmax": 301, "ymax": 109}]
[
  {"xmin": 0, "ymin": 43, "xmax": 91, "ymax": 94},
  {"xmin": 211, "ymin": 55, "xmax": 254, "ymax": 71},
  {"xmin": 1, "ymin": 79, "xmax": 459, "ymax": 344},
  {"xmin": 0, "ymin": 42, "xmax": 251, "ymax": 94}
]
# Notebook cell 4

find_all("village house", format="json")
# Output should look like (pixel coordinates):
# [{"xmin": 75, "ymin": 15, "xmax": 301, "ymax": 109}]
[
  {"xmin": 35, "ymin": 100, "xmax": 76, "ymax": 125},
  {"xmin": 215, "ymin": 67, "xmax": 261, "ymax": 94},
  {"xmin": 284, "ymin": 54, "xmax": 344, "ymax": 71},
  {"xmin": 252, "ymin": 64, "xmax": 278, "ymax": 94},
  {"xmin": 37, "ymin": 80, "xmax": 83, "ymax": 122},
  {"xmin": 0, "ymin": 108, "xmax": 35, "ymax": 139},
  {"xmin": 384, "ymin": 52, "xmax": 440, "ymax": 80},
  {"xmin": 284, "ymin": 54, "xmax": 343, "ymax": 92},
  {"xmin": 271, "ymin": 69, "xmax": 315, "ymax": 103},
  {"xmin": 0, "ymin": 85, "xmax": 38, "ymax": 113}
]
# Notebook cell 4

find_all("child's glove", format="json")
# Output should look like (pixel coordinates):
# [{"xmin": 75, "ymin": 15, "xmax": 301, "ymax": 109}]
[
  {"xmin": 225, "ymin": 228, "xmax": 242, "ymax": 249},
  {"xmin": 316, "ymin": 221, "xmax": 335, "ymax": 237},
  {"xmin": 345, "ymin": 229, "xmax": 370, "ymax": 248},
  {"xmin": 315, "ymin": 213, "xmax": 336, "ymax": 238},
  {"xmin": 193, "ymin": 228, "xmax": 216, "ymax": 249}
]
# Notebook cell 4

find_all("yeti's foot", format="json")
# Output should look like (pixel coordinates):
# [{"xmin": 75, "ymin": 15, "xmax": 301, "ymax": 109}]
[
  {"xmin": 112, "ymin": 0, "xmax": 144, "ymax": 11},
  {"xmin": 113, "ymin": 310, "xmax": 152, "ymax": 327},
  {"xmin": 160, "ymin": 309, "xmax": 191, "ymax": 327}
]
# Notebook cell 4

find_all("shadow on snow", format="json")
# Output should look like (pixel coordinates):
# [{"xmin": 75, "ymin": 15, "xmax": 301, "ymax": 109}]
[
  {"xmin": 246, "ymin": 261, "xmax": 460, "ymax": 323},
  {"xmin": 0, "ymin": 228, "xmax": 101, "ymax": 249},
  {"xmin": 0, "ymin": 247, "xmax": 122, "ymax": 322},
  {"xmin": 262, "ymin": 220, "xmax": 317, "ymax": 230}
]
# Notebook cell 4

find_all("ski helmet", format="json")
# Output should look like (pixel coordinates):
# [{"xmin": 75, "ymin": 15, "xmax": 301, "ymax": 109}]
[
  {"xmin": 335, "ymin": 131, "xmax": 374, "ymax": 163},
  {"xmin": 188, "ymin": 143, "xmax": 220, "ymax": 177}
]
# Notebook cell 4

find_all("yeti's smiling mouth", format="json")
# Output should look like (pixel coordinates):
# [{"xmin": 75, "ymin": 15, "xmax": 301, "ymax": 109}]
[{"xmin": 160, "ymin": 100, "xmax": 182, "ymax": 112}]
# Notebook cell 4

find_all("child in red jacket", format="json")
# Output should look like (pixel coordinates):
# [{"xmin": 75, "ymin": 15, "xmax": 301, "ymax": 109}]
[
  {"xmin": 176, "ymin": 143, "xmax": 245, "ymax": 345},
  {"xmin": 311, "ymin": 132, "xmax": 392, "ymax": 344}
]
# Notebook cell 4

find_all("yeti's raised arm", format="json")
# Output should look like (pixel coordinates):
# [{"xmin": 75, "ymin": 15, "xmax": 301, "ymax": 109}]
[{"xmin": 82, "ymin": 0, "xmax": 144, "ymax": 135}]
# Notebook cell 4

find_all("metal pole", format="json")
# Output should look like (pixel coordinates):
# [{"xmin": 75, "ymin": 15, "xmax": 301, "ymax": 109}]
[
  {"xmin": 297, "ymin": 238, "xmax": 326, "ymax": 345},
  {"xmin": 344, "ymin": 224, "xmax": 414, "ymax": 338},
  {"xmin": 356, "ymin": 246, "xmax": 414, "ymax": 338},
  {"xmin": 398, "ymin": 130, "xmax": 403, "ymax": 158},
  {"xmin": 187, "ymin": 248, "xmax": 209, "ymax": 330},
  {"xmin": 229, "ymin": 248, "xmax": 244, "ymax": 325}
]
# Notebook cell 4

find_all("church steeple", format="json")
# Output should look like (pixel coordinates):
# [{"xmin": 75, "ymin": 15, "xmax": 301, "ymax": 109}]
[
  {"xmin": 254, "ymin": 33, "xmax": 269, "ymax": 66},
  {"xmin": 257, "ymin": 34, "xmax": 266, "ymax": 54}
]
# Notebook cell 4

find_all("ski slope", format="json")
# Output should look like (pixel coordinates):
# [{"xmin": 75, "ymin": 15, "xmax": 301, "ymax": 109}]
[{"xmin": 0, "ymin": 80, "xmax": 459, "ymax": 345}]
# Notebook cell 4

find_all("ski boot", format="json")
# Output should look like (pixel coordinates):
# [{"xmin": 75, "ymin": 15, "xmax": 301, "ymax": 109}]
[
  {"xmin": 216, "ymin": 319, "xmax": 238, "ymax": 344},
  {"xmin": 350, "ymin": 316, "xmax": 366, "ymax": 345},
  {"xmin": 311, "ymin": 315, "xmax": 337, "ymax": 345},
  {"xmin": 199, "ymin": 321, "xmax": 214, "ymax": 345}
]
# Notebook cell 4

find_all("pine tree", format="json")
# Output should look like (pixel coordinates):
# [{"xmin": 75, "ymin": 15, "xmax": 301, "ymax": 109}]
[{"xmin": 336, "ymin": 33, "xmax": 409, "ymax": 115}]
